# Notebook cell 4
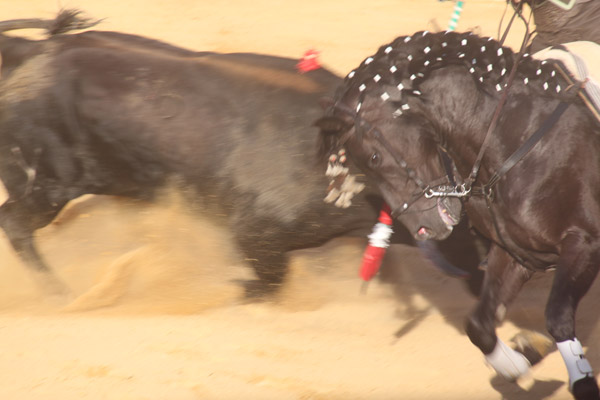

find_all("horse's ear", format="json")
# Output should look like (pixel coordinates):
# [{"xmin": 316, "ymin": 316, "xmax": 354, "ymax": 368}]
[{"xmin": 313, "ymin": 116, "xmax": 352, "ymax": 135}]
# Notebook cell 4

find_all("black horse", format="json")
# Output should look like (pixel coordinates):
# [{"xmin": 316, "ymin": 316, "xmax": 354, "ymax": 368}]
[{"xmin": 317, "ymin": 30, "xmax": 600, "ymax": 399}]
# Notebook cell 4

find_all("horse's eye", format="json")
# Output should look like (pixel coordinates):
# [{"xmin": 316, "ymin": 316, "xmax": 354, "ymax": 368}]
[{"xmin": 369, "ymin": 152, "xmax": 381, "ymax": 168}]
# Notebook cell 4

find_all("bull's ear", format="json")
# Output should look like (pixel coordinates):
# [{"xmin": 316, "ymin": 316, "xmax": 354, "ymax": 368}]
[
  {"xmin": 318, "ymin": 96, "xmax": 335, "ymax": 110},
  {"xmin": 314, "ymin": 116, "xmax": 353, "ymax": 161},
  {"xmin": 313, "ymin": 116, "xmax": 352, "ymax": 135}
]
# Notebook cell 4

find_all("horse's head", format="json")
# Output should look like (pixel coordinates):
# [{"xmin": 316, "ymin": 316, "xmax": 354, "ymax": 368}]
[
  {"xmin": 317, "ymin": 100, "xmax": 461, "ymax": 240},
  {"xmin": 315, "ymin": 31, "xmax": 479, "ymax": 240}
]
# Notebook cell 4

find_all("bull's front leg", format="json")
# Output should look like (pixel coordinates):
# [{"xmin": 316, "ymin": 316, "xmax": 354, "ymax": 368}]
[
  {"xmin": 0, "ymin": 196, "xmax": 69, "ymax": 295},
  {"xmin": 233, "ymin": 229, "xmax": 290, "ymax": 299}
]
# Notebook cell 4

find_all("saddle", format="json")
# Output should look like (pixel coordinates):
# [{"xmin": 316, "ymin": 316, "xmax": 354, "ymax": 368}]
[{"xmin": 533, "ymin": 41, "xmax": 600, "ymax": 123}]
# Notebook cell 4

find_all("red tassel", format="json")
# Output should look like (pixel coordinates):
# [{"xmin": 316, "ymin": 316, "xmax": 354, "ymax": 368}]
[
  {"xmin": 360, "ymin": 244, "xmax": 387, "ymax": 281},
  {"xmin": 379, "ymin": 203, "xmax": 392, "ymax": 225},
  {"xmin": 296, "ymin": 49, "xmax": 321, "ymax": 73},
  {"xmin": 359, "ymin": 204, "xmax": 393, "ymax": 281}
]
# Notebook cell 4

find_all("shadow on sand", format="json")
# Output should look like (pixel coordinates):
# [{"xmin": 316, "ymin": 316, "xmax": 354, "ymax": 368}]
[{"xmin": 376, "ymin": 233, "xmax": 600, "ymax": 400}]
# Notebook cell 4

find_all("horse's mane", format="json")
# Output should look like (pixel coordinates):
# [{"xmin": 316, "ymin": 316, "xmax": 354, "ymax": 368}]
[{"xmin": 336, "ymin": 30, "xmax": 576, "ymax": 114}]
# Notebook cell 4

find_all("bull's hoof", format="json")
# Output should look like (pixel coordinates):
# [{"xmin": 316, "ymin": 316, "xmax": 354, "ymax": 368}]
[
  {"xmin": 31, "ymin": 270, "xmax": 71, "ymax": 298},
  {"xmin": 243, "ymin": 280, "xmax": 282, "ymax": 300},
  {"xmin": 572, "ymin": 376, "xmax": 600, "ymax": 400},
  {"xmin": 511, "ymin": 330, "xmax": 554, "ymax": 366}
]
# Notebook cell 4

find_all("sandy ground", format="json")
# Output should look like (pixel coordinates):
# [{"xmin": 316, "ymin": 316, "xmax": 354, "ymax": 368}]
[{"xmin": 1, "ymin": 1, "xmax": 599, "ymax": 399}]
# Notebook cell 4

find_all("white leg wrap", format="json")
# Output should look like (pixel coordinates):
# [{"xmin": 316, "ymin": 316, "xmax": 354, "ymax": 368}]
[
  {"xmin": 556, "ymin": 338, "xmax": 594, "ymax": 391},
  {"xmin": 485, "ymin": 339, "xmax": 531, "ymax": 381}
]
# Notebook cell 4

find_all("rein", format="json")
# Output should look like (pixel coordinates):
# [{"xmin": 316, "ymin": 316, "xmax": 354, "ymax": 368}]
[
  {"xmin": 482, "ymin": 100, "xmax": 570, "ymax": 194},
  {"xmin": 481, "ymin": 100, "xmax": 571, "ymax": 270},
  {"xmin": 464, "ymin": 2, "xmax": 531, "ymax": 191}
]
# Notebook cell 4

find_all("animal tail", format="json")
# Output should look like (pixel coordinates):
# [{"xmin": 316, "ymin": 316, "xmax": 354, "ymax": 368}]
[{"xmin": 0, "ymin": 9, "xmax": 101, "ymax": 35}]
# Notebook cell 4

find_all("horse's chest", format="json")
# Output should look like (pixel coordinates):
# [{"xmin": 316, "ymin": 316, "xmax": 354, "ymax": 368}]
[{"xmin": 464, "ymin": 196, "xmax": 561, "ymax": 269}]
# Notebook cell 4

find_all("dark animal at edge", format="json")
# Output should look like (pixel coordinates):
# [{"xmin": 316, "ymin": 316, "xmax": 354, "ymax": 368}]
[
  {"xmin": 0, "ymin": 11, "xmax": 485, "ymax": 299},
  {"xmin": 317, "ymin": 30, "xmax": 599, "ymax": 398}
]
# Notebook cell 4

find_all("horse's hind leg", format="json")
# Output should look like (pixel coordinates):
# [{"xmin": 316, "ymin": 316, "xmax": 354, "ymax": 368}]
[
  {"xmin": 465, "ymin": 243, "xmax": 541, "ymax": 380},
  {"xmin": 545, "ymin": 232, "xmax": 600, "ymax": 399}
]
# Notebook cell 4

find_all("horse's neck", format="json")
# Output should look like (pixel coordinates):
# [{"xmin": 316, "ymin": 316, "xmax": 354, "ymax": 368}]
[{"xmin": 421, "ymin": 68, "xmax": 497, "ymax": 179}]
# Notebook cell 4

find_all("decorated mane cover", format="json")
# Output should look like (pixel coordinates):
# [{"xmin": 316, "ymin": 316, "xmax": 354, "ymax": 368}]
[{"xmin": 318, "ymin": 30, "xmax": 600, "ymax": 399}]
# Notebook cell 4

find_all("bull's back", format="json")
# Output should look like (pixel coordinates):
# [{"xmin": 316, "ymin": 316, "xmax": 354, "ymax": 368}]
[{"xmin": 1, "ymin": 39, "xmax": 343, "ymax": 217}]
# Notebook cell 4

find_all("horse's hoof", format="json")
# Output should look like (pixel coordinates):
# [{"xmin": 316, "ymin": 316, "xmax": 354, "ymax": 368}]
[
  {"xmin": 511, "ymin": 330, "xmax": 554, "ymax": 366},
  {"xmin": 572, "ymin": 376, "xmax": 600, "ymax": 400}
]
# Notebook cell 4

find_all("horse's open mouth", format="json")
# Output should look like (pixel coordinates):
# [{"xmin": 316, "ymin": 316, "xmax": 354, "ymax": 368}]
[
  {"xmin": 437, "ymin": 198, "xmax": 460, "ymax": 227},
  {"xmin": 417, "ymin": 226, "xmax": 434, "ymax": 239},
  {"xmin": 415, "ymin": 197, "xmax": 462, "ymax": 240}
]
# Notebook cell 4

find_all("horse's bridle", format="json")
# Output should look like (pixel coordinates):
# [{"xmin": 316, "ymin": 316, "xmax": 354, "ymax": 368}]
[
  {"xmin": 331, "ymin": 102, "xmax": 467, "ymax": 219},
  {"xmin": 326, "ymin": 4, "xmax": 532, "ymax": 219},
  {"xmin": 327, "ymin": 4, "xmax": 577, "ymax": 270},
  {"xmin": 333, "ymin": 88, "xmax": 573, "ymax": 219},
  {"xmin": 332, "ymin": 76, "xmax": 574, "ymax": 272},
  {"xmin": 328, "ymin": 3, "xmax": 571, "ymax": 221}
]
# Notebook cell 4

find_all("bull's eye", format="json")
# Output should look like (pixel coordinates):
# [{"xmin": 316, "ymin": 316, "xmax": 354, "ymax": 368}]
[{"xmin": 369, "ymin": 152, "xmax": 381, "ymax": 168}]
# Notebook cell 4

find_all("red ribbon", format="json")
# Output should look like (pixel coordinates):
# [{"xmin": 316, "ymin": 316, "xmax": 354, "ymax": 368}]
[
  {"xmin": 296, "ymin": 49, "xmax": 321, "ymax": 73},
  {"xmin": 359, "ymin": 203, "xmax": 392, "ymax": 281}
]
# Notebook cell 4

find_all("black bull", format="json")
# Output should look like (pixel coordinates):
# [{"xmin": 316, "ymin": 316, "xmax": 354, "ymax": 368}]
[{"xmin": 0, "ymin": 11, "xmax": 484, "ymax": 297}]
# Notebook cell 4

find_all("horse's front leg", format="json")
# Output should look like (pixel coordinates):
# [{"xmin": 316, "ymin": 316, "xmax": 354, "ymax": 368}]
[
  {"xmin": 546, "ymin": 231, "xmax": 600, "ymax": 399},
  {"xmin": 465, "ymin": 243, "xmax": 535, "ymax": 380}
]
